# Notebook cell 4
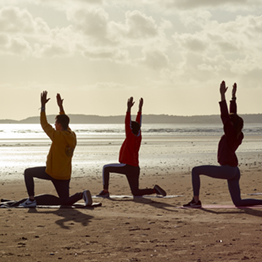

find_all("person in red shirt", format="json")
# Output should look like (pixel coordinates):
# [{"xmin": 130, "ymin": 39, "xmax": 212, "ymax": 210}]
[
  {"xmin": 97, "ymin": 97, "xmax": 166, "ymax": 198},
  {"xmin": 184, "ymin": 81, "xmax": 262, "ymax": 208}
]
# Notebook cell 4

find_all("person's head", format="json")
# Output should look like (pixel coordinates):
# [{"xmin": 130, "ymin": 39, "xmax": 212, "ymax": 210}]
[
  {"xmin": 230, "ymin": 113, "xmax": 244, "ymax": 137},
  {"xmin": 131, "ymin": 121, "xmax": 140, "ymax": 136},
  {"xmin": 55, "ymin": 114, "xmax": 70, "ymax": 131}
]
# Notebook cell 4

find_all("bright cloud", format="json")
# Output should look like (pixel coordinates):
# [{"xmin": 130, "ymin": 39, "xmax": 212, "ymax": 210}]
[{"xmin": 0, "ymin": 0, "xmax": 262, "ymax": 119}]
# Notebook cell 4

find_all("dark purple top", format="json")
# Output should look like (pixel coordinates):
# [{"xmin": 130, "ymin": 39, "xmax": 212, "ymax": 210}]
[{"xmin": 217, "ymin": 100, "xmax": 243, "ymax": 167}]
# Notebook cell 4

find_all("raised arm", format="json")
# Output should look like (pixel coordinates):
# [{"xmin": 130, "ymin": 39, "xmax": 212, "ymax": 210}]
[
  {"xmin": 136, "ymin": 98, "xmax": 143, "ymax": 125},
  {"xmin": 219, "ymin": 81, "xmax": 230, "ymax": 125},
  {"xmin": 127, "ymin": 96, "xmax": 135, "ymax": 112},
  {"xmin": 230, "ymin": 83, "xmax": 237, "ymax": 114},
  {"xmin": 138, "ymin": 98, "xmax": 143, "ymax": 112},
  {"xmin": 40, "ymin": 91, "xmax": 55, "ymax": 138},
  {"xmin": 232, "ymin": 83, "xmax": 237, "ymax": 100},
  {"xmin": 125, "ymin": 97, "xmax": 134, "ymax": 136},
  {"xmin": 220, "ymin": 80, "xmax": 228, "ymax": 101},
  {"xmin": 41, "ymin": 91, "xmax": 50, "ymax": 111},
  {"xmin": 57, "ymin": 93, "xmax": 65, "ymax": 114}
]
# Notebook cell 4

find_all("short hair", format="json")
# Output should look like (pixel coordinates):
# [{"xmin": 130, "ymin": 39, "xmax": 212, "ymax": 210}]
[
  {"xmin": 56, "ymin": 114, "xmax": 70, "ymax": 130},
  {"xmin": 131, "ymin": 121, "xmax": 140, "ymax": 136}
]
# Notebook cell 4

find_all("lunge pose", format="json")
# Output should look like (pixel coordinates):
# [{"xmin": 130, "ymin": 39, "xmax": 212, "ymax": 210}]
[
  {"xmin": 97, "ymin": 97, "xmax": 166, "ymax": 198},
  {"xmin": 184, "ymin": 81, "xmax": 262, "ymax": 208},
  {"xmin": 20, "ymin": 91, "xmax": 92, "ymax": 207}
]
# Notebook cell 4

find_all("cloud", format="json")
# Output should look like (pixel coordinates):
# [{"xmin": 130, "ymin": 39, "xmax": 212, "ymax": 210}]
[
  {"xmin": 66, "ymin": 7, "xmax": 131, "ymax": 61},
  {"xmin": 0, "ymin": 6, "xmax": 33, "ymax": 33},
  {"xmin": 170, "ymin": 11, "xmax": 262, "ymax": 84},
  {"xmin": 0, "ymin": 34, "xmax": 32, "ymax": 55},
  {"xmin": 36, "ymin": 43, "xmax": 69, "ymax": 57},
  {"xmin": 174, "ymin": 33, "xmax": 207, "ymax": 53},
  {"xmin": 162, "ymin": 0, "xmax": 248, "ymax": 10},
  {"xmin": 140, "ymin": 0, "xmax": 262, "ymax": 11},
  {"xmin": 0, "ymin": 6, "xmax": 77, "ymax": 57},
  {"xmin": 82, "ymin": 48, "xmax": 129, "ymax": 62},
  {"xmin": 70, "ymin": 8, "xmax": 108, "ymax": 38},
  {"xmin": 9, "ymin": 37, "xmax": 32, "ymax": 55},
  {"xmin": 67, "ymin": 6, "xmax": 171, "ymax": 67},
  {"xmin": 112, "ymin": 10, "xmax": 166, "ymax": 45},
  {"xmin": 178, "ymin": 10, "xmax": 213, "ymax": 29},
  {"xmin": 139, "ymin": 49, "xmax": 170, "ymax": 70},
  {"xmin": 125, "ymin": 10, "xmax": 158, "ymax": 39},
  {"xmin": 1, "ymin": 1, "xmax": 261, "ymax": 80},
  {"xmin": 68, "ymin": 7, "xmax": 166, "ymax": 44},
  {"xmin": 0, "ymin": 4, "xmax": 171, "ymax": 65},
  {"xmin": 74, "ymin": 0, "xmax": 103, "ymax": 4},
  {"xmin": 0, "ymin": 0, "xmax": 104, "ymax": 10},
  {"xmin": 35, "ymin": 26, "xmax": 76, "ymax": 57},
  {"xmin": 0, "ymin": 6, "xmax": 49, "ymax": 34},
  {"xmin": 67, "ymin": 7, "xmax": 117, "ymax": 46}
]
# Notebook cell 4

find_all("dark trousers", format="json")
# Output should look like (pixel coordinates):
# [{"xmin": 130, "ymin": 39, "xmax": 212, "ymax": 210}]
[
  {"xmin": 192, "ymin": 165, "xmax": 262, "ymax": 206},
  {"xmin": 24, "ymin": 166, "xmax": 82, "ymax": 205},
  {"xmin": 102, "ymin": 163, "xmax": 155, "ymax": 196}
]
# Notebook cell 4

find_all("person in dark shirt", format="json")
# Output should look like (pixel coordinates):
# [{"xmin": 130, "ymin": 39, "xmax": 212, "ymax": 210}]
[
  {"xmin": 184, "ymin": 81, "xmax": 262, "ymax": 208},
  {"xmin": 97, "ymin": 97, "xmax": 166, "ymax": 198}
]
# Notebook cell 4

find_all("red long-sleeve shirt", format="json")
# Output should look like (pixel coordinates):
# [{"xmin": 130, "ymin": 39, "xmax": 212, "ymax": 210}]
[
  {"xmin": 217, "ymin": 99, "xmax": 243, "ymax": 167},
  {"xmin": 119, "ymin": 111, "xmax": 142, "ymax": 167}
]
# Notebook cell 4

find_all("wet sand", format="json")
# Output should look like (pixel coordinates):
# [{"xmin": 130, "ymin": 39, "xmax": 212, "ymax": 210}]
[{"xmin": 1, "ymin": 136, "xmax": 262, "ymax": 261}]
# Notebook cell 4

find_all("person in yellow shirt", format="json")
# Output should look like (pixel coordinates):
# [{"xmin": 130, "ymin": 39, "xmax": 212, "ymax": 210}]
[{"xmin": 20, "ymin": 91, "xmax": 92, "ymax": 207}]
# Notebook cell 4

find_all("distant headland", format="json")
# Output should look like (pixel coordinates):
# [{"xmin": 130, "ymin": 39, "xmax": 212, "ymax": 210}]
[{"xmin": 0, "ymin": 114, "xmax": 261, "ymax": 124}]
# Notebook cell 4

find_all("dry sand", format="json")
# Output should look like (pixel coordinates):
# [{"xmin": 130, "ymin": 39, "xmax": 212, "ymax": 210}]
[
  {"xmin": 1, "ymin": 164, "xmax": 262, "ymax": 262},
  {"xmin": 1, "ymin": 136, "xmax": 262, "ymax": 261}
]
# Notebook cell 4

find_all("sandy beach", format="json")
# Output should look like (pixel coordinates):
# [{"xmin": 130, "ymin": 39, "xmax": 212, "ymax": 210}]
[{"xmin": 1, "ymin": 136, "xmax": 262, "ymax": 261}]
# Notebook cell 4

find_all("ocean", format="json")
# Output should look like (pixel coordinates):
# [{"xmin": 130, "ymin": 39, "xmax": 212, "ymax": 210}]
[
  {"xmin": 0, "ymin": 123, "xmax": 261, "ymax": 181},
  {"xmin": 1, "ymin": 123, "xmax": 262, "ymax": 141}
]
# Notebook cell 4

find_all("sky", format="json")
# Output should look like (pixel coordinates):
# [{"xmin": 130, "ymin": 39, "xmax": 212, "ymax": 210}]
[{"xmin": 0, "ymin": 0, "xmax": 262, "ymax": 120}]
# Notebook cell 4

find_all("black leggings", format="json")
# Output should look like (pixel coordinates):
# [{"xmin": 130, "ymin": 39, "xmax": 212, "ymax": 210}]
[
  {"xmin": 24, "ymin": 166, "xmax": 82, "ymax": 205},
  {"xmin": 192, "ymin": 165, "xmax": 262, "ymax": 206},
  {"xmin": 102, "ymin": 163, "xmax": 155, "ymax": 196}
]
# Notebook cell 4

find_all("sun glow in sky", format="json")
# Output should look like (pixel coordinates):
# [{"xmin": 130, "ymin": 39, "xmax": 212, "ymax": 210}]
[{"xmin": 0, "ymin": 0, "xmax": 262, "ymax": 120}]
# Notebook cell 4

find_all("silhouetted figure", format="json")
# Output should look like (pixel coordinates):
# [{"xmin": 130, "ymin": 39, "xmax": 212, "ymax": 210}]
[{"xmin": 184, "ymin": 81, "xmax": 262, "ymax": 208}]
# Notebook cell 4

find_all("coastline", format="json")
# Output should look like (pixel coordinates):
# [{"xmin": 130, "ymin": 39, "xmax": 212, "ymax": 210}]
[
  {"xmin": 1, "ymin": 135, "xmax": 262, "ymax": 261},
  {"xmin": 1, "ymin": 134, "xmax": 261, "ymax": 182}
]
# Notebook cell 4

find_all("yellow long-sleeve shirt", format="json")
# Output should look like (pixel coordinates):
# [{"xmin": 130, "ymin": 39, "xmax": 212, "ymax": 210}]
[{"xmin": 40, "ymin": 110, "xmax": 77, "ymax": 180}]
